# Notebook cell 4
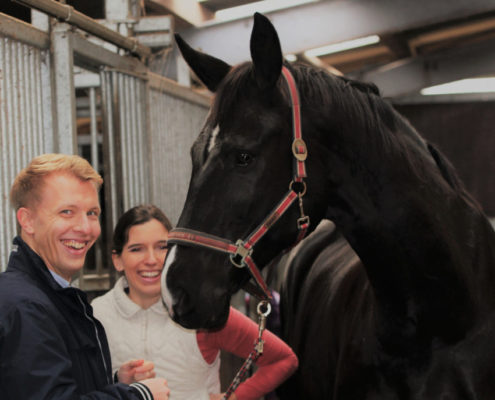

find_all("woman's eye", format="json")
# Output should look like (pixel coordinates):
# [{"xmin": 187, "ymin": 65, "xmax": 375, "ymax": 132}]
[{"xmin": 236, "ymin": 152, "xmax": 253, "ymax": 167}]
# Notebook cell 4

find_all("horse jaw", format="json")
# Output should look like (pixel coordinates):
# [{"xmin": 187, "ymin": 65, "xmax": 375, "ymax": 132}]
[{"xmin": 161, "ymin": 244, "xmax": 231, "ymax": 329}]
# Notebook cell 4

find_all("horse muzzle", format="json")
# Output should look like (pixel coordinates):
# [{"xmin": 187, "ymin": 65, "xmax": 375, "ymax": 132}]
[{"xmin": 160, "ymin": 244, "xmax": 230, "ymax": 329}]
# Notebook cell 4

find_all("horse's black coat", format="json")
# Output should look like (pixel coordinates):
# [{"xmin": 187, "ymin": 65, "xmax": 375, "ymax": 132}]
[{"xmin": 164, "ymin": 13, "xmax": 495, "ymax": 399}]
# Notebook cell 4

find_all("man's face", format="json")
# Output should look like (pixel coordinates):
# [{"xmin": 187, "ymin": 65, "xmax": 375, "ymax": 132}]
[{"xmin": 21, "ymin": 172, "xmax": 101, "ymax": 281}]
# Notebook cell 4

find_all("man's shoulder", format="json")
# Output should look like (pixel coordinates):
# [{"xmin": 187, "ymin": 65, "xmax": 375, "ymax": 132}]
[{"xmin": 0, "ymin": 270, "xmax": 51, "ymax": 312}]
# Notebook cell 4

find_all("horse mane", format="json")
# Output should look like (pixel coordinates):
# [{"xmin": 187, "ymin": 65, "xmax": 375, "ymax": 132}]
[{"xmin": 287, "ymin": 63, "xmax": 474, "ymax": 198}]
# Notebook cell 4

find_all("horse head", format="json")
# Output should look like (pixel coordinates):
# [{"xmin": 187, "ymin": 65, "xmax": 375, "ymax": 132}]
[{"xmin": 161, "ymin": 13, "xmax": 329, "ymax": 329}]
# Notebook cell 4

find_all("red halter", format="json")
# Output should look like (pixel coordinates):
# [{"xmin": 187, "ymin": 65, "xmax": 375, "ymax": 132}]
[{"xmin": 166, "ymin": 66, "xmax": 309, "ymax": 301}]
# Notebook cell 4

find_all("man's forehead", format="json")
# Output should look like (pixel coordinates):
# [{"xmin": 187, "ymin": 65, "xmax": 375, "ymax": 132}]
[{"xmin": 36, "ymin": 172, "xmax": 100, "ymax": 206}]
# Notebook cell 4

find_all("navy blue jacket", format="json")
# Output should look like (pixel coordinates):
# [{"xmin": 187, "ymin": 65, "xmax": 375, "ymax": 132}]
[{"xmin": 0, "ymin": 237, "xmax": 150, "ymax": 399}]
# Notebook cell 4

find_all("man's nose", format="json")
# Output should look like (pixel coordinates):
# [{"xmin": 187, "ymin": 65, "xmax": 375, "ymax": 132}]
[{"xmin": 74, "ymin": 214, "xmax": 91, "ymax": 233}]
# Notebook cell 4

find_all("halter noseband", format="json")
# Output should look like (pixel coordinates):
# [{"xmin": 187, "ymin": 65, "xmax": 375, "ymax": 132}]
[{"xmin": 166, "ymin": 66, "xmax": 310, "ymax": 301}]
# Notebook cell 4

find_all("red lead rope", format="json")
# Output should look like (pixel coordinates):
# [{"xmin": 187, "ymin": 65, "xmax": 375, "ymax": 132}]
[{"xmin": 166, "ymin": 66, "xmax": 309, "ymax": 302}]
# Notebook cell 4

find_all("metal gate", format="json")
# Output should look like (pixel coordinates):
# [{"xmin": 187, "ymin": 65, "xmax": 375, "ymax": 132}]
[{"xmin": 0, "ymin": 11, "xmax": 210, "ymax": 291}]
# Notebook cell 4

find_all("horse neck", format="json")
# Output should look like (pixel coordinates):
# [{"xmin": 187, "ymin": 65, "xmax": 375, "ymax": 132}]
[{"xmin": 316, "ymin": 107, "xmax": 495, "ymax": 344}]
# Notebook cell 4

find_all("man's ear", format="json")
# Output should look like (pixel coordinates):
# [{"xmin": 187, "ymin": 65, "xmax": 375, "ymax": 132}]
[
  {"xmin": 17, "ymin": 207, "xmax": 35, "ymax": 235},
  {"xmin": 112, "ymin": 252, "xmax": 124, "ymax": 272}
]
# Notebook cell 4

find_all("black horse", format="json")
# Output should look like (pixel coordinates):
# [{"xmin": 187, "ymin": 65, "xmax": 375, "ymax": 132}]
[{"xmin": 161, "ymin": 13, "xmax": 495, "ymax": 399}]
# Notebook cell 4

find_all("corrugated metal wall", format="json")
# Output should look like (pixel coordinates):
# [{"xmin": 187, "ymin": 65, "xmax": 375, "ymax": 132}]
[
  {"xmin": 0, "ymin": 17, "xmax": 54, "ymax": 270},
  {"xmin": 100, "ymin": 69, "xmax": 150, "ymax": 230},
  {"xmin": 147, "ymin": 73, "xmax": 210, "ymax": 225}
]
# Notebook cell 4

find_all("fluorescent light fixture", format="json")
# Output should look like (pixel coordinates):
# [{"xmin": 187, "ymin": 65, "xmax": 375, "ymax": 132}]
[
  {"xmin": 421, "ymin": 77, "xmax": 495, "ymax": 95},
  {"xmin": 214, "ymin": 0, "xmax": 317, "ymax": 22},
  {"xmin": 304, "ymin": 35, "xmax": 380, "ymax": 57},
  {"xmin": 285, "ymin": 54, "xmax": 297, "ymax": 62}
]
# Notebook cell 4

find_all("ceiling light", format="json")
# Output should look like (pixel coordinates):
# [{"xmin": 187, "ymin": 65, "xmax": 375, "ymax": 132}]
[
  {"xmin": 304, "ymin": 35, "xmax": 380, "ymax": 57},
  {"xmin": 421, "ymin": 77, "xmax": 495, "ymax": 95}
]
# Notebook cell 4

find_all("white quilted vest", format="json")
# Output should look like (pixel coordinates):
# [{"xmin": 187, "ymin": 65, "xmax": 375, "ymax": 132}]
[{"xmin": 92, "ymin": 277, "xmax": 221, "ymax": 400}]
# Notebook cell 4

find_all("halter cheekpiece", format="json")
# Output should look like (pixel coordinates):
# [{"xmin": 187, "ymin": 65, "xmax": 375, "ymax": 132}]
[{"xmin": 166, "ymin": 66, "xmax": 310, "ymax": 301}]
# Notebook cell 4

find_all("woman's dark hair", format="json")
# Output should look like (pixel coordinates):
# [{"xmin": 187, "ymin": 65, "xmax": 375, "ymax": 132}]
[{"xmin": 112, "ymin": 204, "xmax": 173, "ymax": 255}]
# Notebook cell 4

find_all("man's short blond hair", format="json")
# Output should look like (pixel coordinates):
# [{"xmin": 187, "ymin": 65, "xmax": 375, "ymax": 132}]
[{"xmin": 10, "ymin": 153, "xmax": 103, "ymax": 210}]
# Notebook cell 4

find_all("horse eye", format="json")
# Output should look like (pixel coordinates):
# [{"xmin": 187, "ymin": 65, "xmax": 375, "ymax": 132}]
[{"xmin": 236, "ymin": 152, "xmax": 253, "ymax": 167}]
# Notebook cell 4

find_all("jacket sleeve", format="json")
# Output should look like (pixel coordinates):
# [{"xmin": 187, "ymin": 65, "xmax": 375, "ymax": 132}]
[
  {"xmin": 0, "ymin": 300, "xmax": 148, "ymax": 400},
  {"xmin": 200, "ymin": 307, "xmax": 298, "ymax": 400}
]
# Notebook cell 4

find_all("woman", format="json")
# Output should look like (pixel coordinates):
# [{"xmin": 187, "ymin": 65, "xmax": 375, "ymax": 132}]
[{"xmin": 92, "ymin": 204, "xmax": 298, "ymax": 400}]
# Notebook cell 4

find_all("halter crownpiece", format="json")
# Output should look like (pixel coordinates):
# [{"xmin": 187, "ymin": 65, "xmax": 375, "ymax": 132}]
[{"xmin": 166, "ymin": 66, "xmax": 310, "ymax": 301}]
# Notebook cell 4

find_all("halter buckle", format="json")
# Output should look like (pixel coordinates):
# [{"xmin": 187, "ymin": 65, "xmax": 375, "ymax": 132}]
[
  {"xmin": 292, "ymin": 138, "xmax": 308, "ymax": 161},
  {"xmin": 229, "ymin": 239, "xmax": 252, "ymax": 268}
]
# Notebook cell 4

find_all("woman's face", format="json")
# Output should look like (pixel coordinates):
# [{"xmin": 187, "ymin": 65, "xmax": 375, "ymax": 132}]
[{"xmin": 113, "ymin": 218, "xmax": 169, "ymax": 308}]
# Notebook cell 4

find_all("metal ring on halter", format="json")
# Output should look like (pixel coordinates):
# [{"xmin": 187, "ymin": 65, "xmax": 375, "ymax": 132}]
[
  {"xmin": 257, "ymin": 300, "xmax": 272, "ymax": 317},
  {"xmin": 289, "ymin": 180, "xmax": 307, "ymax": 196}
]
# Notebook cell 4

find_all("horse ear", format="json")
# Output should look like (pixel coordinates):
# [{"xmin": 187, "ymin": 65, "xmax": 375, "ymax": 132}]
[
  {"xmin": 250, "ymin": 13, "xmax": 283, "ymax": 90},
  {"xmin": 175, "ymin": 34, "xmax": 232, "ymax": 92}
]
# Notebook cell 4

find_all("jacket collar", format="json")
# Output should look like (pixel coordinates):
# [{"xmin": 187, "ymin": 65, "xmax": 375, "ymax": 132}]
[{"xmin": 8, "ymin": 236, "xmax": 69, "ymax": 292}]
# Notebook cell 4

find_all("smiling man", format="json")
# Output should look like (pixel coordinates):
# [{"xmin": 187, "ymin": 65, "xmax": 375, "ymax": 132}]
[{"xmin": 0, "ymin": 154, "xmax": 169, "ymax": 400}]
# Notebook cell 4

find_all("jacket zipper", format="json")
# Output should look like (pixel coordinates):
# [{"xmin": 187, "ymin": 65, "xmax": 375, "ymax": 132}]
[{"xmin": 76, "ymin": 292, "xmax": 111, "ymax": 385}]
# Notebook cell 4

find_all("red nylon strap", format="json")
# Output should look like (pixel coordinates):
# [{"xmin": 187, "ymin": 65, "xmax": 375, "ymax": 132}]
[
  {"xmin": 167, "ymin": 228, "xmax": 238, "ymax": 254},
  {"xmin": 244, "ymin": 190, "xmax": 298, "ymax": 250},
  {"xmin": 167, "ymin": 228, "xmax": 273, "ymax": 300},
  {"xmin": 295, "ymin": 218, "xmax": 310, "ymax": 245},
  {"xmin": 282, "ymin": 66, "xmax": 307, "ymax": 181},
  {"xmin": 244, "ymin": 256, "xmax": 272, "ymax": 300}
]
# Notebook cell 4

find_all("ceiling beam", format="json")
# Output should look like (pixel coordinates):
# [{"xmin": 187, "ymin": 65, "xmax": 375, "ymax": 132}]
[
  {"xmin": 356, "ymin": 37, "xmax": 495, "ymax": 98},
  {"xmin": 145, "ymin": 0, "xmax": 215, "ymax": 27},
  {"xmin": 176, "ymin": 0, "xmax": 495, "ymax": 65}
]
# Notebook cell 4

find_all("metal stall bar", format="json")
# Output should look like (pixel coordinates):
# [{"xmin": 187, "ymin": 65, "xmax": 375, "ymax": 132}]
[
  {"xmin": 89, "ymin": 87, "xmax": 99, "ymax": 172},
  {"xmin": 113, "ymin": 70, "xmax": 150, "ymax": 212},
  {"xmin": 14, "ymin": 0, "xmax": 152, "ymax": 59},
  {"xmin": 52, "ymin": 23, "xmax": 77, "ymax": 154}
]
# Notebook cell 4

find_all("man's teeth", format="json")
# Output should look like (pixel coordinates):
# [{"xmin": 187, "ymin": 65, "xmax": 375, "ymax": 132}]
[
  {"xmin": 140, "ymin": 271, "xmax": 160, "ymax": 278},
  {"xmin": 63, "ymin": 240, "xmax": 85, "ymax": 249}
]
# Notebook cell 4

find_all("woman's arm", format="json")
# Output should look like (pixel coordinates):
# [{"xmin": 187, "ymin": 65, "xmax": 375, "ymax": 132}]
[{"xmin": 198, "ymin": 307, "xmax": 298, "ymax": 400}]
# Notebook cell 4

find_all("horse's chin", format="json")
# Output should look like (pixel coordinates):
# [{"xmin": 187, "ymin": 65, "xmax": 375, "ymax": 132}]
[{"xmin": 171, "ymin": 306, "xmax": 229, "ymax": 331}]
